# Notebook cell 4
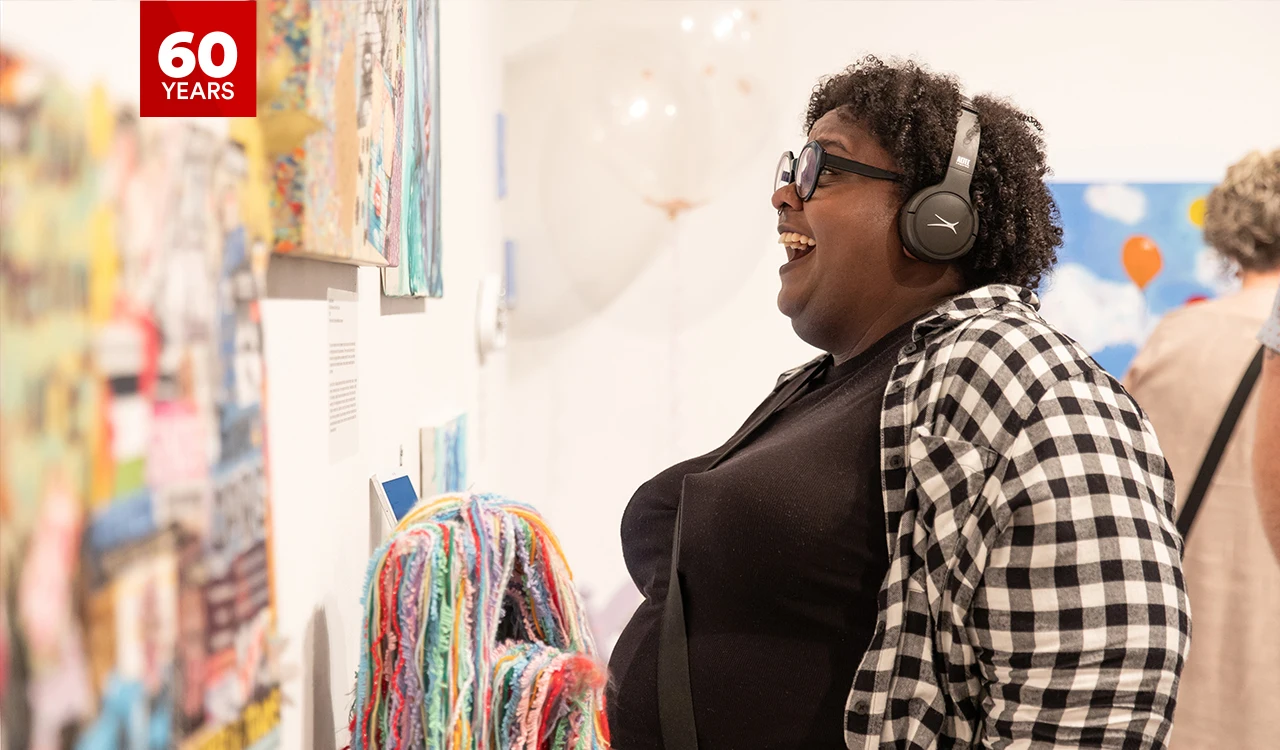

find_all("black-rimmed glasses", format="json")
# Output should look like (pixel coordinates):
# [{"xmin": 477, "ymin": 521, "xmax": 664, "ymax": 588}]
[{"xmin": 774, "ymin": 141, "xmax": 902, "ymax": 201}]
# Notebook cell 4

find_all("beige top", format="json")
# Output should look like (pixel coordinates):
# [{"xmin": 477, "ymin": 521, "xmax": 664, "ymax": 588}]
[{"xmin": 1124, "ymin": 284, "xmax": 1280, "ymax": 750}]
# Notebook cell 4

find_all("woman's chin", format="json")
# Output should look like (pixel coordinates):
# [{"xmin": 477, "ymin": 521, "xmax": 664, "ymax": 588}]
[
  {"xmin": 777, "ymin": 288, "xmax": 801, "ymax": 320},
  {"xmin": 777, "ymin": 277, "xmax": 812, "ymax": 320}
]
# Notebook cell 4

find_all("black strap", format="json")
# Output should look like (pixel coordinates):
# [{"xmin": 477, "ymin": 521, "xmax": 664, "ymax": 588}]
[
  {"xmin": 658, "ymin": 359, "xmax": 825, "ymax": 749},
  {"xmin": 1176, "ymin": 346, "xmax": 1265, "ymax": 541}
]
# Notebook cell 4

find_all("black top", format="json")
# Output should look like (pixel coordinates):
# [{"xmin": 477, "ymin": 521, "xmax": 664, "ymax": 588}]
[{"xmin": 607, "ymin": 321, "xmax": 914, "ymax": 749}]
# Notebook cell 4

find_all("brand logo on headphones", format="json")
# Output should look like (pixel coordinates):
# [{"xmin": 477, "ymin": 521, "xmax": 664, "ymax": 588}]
[
  {"xmin": 926, "ymin": 214, "xmax": 959, "ymax": 234},
  {"xmin": 956, "ymin": 156, "xmax": 972, "ymax": 168}
]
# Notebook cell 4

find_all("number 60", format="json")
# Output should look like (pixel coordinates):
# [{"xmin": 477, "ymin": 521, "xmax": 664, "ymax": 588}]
[{"xmin": 158, "ymin": 30, "xmax": 237, "ymax": 79}]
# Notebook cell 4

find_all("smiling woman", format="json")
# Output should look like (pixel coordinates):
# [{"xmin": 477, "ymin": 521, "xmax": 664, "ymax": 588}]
[
  {"xmin": 608, "ymin": 56, "xmax": 1190, "ymax": 750},
  {"xmin": 769, "ymin": 57, "xmax": 1063, "ymax": 364}
]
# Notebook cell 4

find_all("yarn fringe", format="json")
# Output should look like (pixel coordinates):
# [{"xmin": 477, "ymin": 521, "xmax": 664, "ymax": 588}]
[{"xmin": 348, "ymin": 493, "xmax": 610, "ymax": 749}]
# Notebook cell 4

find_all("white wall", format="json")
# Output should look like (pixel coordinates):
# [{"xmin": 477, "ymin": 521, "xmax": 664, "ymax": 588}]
[
  {"xmin": 1, "ymin": 1, "xmax": 506, "ymax": 747},
  {"xmin": 266, "ymin": 2, "xmax": 505, "ymax": 745},
  {"xmin": 497, "ymin": 0, "xmax": 1280, "ymax": 653}
]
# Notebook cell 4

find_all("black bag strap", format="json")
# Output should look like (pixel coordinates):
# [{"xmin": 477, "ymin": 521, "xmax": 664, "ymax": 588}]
[
  {"xmin": 658, "ymin": 359, "xmax": 825, "ymax": 750},
  {"xmin": 1176, "ymin": 346, "xmax": 1266, "ymax": 541}
]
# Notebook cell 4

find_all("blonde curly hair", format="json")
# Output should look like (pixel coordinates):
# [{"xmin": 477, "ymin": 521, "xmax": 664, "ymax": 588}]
[{"xmin": 1204, "ymin": 149, "xmax": 1280, "ymax": 271}]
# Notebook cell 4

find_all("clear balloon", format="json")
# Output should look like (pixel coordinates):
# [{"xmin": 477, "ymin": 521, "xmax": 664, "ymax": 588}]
[
  {"xmin": 503, "ymin": 38, "xmax": 676, "ymax": 339},
  {"xmin": 561, "ymin": 28, "xmax": 715, "ymax": 210},
  {"xmin": 564, "ymin": 1, "xmax": 778, "ymax": 212},
  {"xmin": 501, "ymin": 2, "xmax": 781, "ymax": 339},
  {"xmin": 540, "ymin": 84, "xmax": 679, "ymax": 317},
  {"xmin": 664, "ymin": 2, "xmax": 779, "ymax": 200}
]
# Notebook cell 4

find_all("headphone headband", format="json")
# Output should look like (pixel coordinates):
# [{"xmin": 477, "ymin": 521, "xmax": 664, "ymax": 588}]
[
  {"xmin": 943, "ymin": 98, "xmax": 980, "ymax": 193},
  {"xmin": 896, "ymin": 96, "xmax": 982, "ymax": 263}
]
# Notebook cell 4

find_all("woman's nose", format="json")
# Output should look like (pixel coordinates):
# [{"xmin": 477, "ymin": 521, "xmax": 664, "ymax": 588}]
[{"xmin": 771, "ymin": 182, "xmax": 801, "ymax": 213}]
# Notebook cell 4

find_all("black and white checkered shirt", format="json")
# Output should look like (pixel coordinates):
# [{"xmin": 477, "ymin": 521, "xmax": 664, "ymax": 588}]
[{"xmin": 805, "ymin": 285, "xmax": 1191, "ymax": 749}]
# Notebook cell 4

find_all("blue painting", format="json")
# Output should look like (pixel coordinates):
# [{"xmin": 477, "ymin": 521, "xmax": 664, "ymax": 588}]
[
  {"xmin": 1038, "ymin": 183, "xmax": 1232, "ymax": 378},
  {"xmin": 418, "ymin": 413, "xmax": 468, "ymax": 497}
]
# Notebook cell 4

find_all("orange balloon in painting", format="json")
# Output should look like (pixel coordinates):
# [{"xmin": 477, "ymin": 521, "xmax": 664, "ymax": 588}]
[{"xmin": 1122, "ymin": 235, "xmax": 1163, "ymax": 289}]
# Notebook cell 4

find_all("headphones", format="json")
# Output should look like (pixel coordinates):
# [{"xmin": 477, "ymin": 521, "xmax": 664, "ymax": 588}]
[{"xmin": 898, "ymin": 97, "xmax": 981, "ymax": 263}]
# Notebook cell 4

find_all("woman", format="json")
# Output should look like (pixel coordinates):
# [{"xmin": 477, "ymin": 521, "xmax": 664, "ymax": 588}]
[
  {"xmin": 1257, "ymin": 288, "xmax": 1280, "ymax": 562},
  {"xmin": 607, "ymin": 57, "xmax": 1190, "ymax": 749},
  {"xmin": 1123, "ymin": 149, "xmax": 1280, "ymax": 750}
]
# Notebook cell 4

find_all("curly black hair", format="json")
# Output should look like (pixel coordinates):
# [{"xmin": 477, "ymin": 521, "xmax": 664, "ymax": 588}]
[{"xmin": 805, "ymin": 56, "xmax": 1063, "ymax": 290}]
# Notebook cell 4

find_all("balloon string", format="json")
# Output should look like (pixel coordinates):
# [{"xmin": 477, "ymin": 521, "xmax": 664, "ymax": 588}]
[{"xmin": 644, "ymin": 195, "xmax": 702, "ymax": 220}]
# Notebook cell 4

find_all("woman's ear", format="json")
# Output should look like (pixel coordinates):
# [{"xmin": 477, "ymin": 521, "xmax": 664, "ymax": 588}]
[{"xmin": 901, "ymin": 244, "xmax": 922, "ymax": 262}]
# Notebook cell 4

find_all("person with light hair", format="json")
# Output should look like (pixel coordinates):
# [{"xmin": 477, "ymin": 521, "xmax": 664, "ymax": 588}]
[
  {"xmin": 1257, "ymin": 287, "xmax": 1280, "ymax": 562},
  {"xmin": 1123, "ymin": 147, "xmax": 1280, "ymax": 750}
]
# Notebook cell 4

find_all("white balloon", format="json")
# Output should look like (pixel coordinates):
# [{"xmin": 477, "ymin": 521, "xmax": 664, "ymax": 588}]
[
  {"xmin": 567, "ymin": 1, "xmax": 779, "ymax": 206},
  {"xmin": 562, "ymin": 28, "xmax": 716, "ymax": 208},
  {"xmin": 503, "ymin": 37, "xmax": 676, "ymax": 340},
  {"xmin": 502, "ymin": 2, "xmax": 782, "ymax": 339},
  {"xmin": 540, "ymin": 82, "xmax": 678, "ymax": 319}
]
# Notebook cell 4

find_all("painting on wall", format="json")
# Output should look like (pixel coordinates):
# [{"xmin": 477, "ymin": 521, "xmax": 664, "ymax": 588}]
[
  {"xmin": 261, "ymin": 0, "xmax": 443, "ymax": 293},
  {"xmin": 353, "ymin": 0, "xmax": 405, "ymax": 270},
  {"xmin": 0, "ymin": 55, "xmax": 281, "ymax": 750},
  {"xmin": 261, "ymin": 0, "xmax": 389, "ymax": 266},
  {"xmin": 269, "ymin": 0, "xmax": 382, "ymax": 266},
  {"xmin": 419, "ymin": 413, "xmax": 468, "ymax": 498},
  {"xmin": 1039, "ymin": 183, "xmax": 1228, "ymax": 378},
  {"xmin": 382, "ymin": 0, "xmax": 444, "ymax": 298}
]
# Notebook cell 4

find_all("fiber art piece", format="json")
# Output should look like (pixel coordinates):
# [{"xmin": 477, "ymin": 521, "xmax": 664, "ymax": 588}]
[{"xmin": 348, "ymin": 494, "xmax": 610, "ymax": 749}]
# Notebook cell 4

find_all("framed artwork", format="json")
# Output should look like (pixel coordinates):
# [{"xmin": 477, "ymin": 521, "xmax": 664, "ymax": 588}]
[
  {"xmin": 260, "ymin": 0, "xmax": 442, "ymax": 286},
  {"xmin": 1040, "ymin": 183, "xmax": 1223, "ymax": 377},
  {"xmin": 418, "ymin": 413, "xmax": 467, "ymax": 498},
  {"xmin": 382, "ymin": 0, "xmax": 443, "ymax": 298}
]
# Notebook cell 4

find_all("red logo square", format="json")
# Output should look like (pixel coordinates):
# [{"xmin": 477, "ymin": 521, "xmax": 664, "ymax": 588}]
[{"xmin": 140, "ymin": 1, "xmax": 257, "ymax": 118}]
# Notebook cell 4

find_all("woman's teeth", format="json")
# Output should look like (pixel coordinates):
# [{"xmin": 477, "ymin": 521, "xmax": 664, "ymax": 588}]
[{"xmin": 778, "ymin": 231, "xmax": 816, "ymax": 261}]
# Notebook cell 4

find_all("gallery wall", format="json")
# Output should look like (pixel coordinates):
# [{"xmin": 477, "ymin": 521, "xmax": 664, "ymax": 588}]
[{"xmin": 1, "ymin": 1, "xmax": 506, "ymax": 747}]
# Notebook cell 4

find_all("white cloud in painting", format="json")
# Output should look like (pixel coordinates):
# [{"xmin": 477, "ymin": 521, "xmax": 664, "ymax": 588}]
[
  {"xmin": 1083, "ymin": 183, "xmax": 1147, "ymax": 225},
  {"xmin": 1039, "ymin": 263, "xmax": 1156, "ymax": 352},
  {"xmin": 1194, "ymin": 246, "xmax": 1241, "ymax": 295}
]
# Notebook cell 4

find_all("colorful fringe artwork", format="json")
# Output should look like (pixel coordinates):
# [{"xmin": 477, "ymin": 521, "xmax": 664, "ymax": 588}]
[{"xmin": 348, "ymin": 494, "xmax": 610, "ymax": 750}]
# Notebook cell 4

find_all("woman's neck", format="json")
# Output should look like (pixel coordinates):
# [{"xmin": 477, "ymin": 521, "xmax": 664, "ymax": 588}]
[
  {"xmin": 830, "ymin": 291, "xmax": 952, "ymax": 366},
  {"xmin": 1241, "ymin": 268, "xmax": 1280, "ymax": 290},
  {"xmin": 828, "ymin": 263, "xmax": 968, "ymax": 367}
]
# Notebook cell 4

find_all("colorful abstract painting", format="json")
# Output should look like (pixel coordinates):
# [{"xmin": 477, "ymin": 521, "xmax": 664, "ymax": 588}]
[
  {"xmin": 0, "ymin": 55, "xmax": 281, "ymax": 750},
  {"xmin": 262, "ymin": 0, "xmax": 387, "ymax": 267},
  {"xmin": 354, "ymin": 0, "xmax": 405, "ymax": 269},
  {"xmin": 1039, "ymin": 183, "xmax": 1226, "ymax": 378},
  {"xmin": 297, "ymin": 0, "xmax": 359, "ymax": 263},
  {"xmin": 260, "ymin": 0, "xmax": 443, "ymax": 290},
  {"xmin": 0, "ymin": 59, "xmax": 101, "ymax": 748},
  {"xmin": 382, "ymin": 0, "xmax": 444, "ymax": 298}
]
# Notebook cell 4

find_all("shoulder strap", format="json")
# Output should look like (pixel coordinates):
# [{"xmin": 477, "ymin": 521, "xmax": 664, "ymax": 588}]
[
  {"xmin": 658, "ymin": 360, "xmax": 824, "ymax": 750},
  {"xmin": 774, "ymin": 355, "xmax": 826, "ymax": 389},
  {"xmin": 1176, "ymin": 346, "xmax": 1265, "ymax": 541}
]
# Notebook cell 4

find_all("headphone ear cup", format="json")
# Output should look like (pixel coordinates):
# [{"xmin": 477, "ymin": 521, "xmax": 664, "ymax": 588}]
[
  {"xmin": 899, "ymin": 188, "xmax": 978, "ymax": 264},
  {"xmin": 898, "ymin": 188, "xmax": 934, "ymax": 262}
]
